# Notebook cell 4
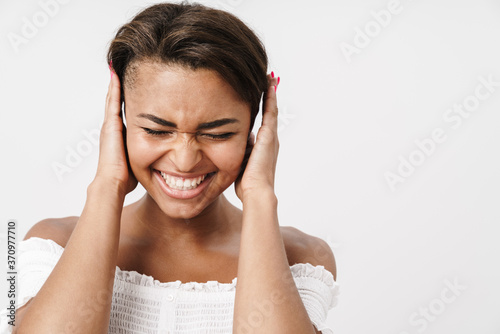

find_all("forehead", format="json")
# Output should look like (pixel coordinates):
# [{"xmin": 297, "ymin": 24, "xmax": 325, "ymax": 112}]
[{"xmin": 123, "ymin": 61, "xmax": 250, "ymax": 124}]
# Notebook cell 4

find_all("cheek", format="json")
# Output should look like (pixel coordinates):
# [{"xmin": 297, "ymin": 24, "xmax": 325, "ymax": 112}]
[
  {"xmin": 126, "ymin": 133, "xmax": 163, "ymax": 170},
  {"xmin": 210, "ymin": 142, "xmax": 246, "ymax": 176}
]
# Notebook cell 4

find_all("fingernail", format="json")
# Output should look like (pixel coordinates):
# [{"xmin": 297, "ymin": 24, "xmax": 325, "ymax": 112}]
[
  {"xmin": 271, "ymin": 71, "xmax": 274, "ymax": 78},
  {"xmin": 275, "ymin": 85, "xmax": 277, "ymax": 92},
  {"xmin": 109, "ymin": 61, "xmax": 114, "ymax": 80},
  {"xmin": 277, "ymin": 76, "xmax": 280, "ymax": 86}
]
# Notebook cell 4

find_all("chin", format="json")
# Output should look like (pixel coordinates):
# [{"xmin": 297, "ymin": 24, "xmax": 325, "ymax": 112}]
[
  {"xmin": 158, "ymin": 208, "xmax": 196, "ymax": 221},
  {"xmin": 158, "ymin": 199, "xmax": 217, "ymax": 220}
]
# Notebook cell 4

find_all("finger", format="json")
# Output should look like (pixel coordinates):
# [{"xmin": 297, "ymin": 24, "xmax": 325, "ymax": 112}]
[
  {"xmin": 267, "ymin": 71, "xmax": 279, "ymax": 87},
  {"xmin": 262, "ymin": 73, "xmax": 279, "ymax": 129},
  {"xmin": 244, "ymin": 132, "xmax": 255, "ymax": 158},
  {"xmin": 248, "ymin": 131, "xmax": 255, "ymax": 145},
  {"xmin": 241, "ymin": 133, "xmax": 255, "ymax": 170},
  {"xmin": 122, "ymin": 119, "xmax": 134, "ymax": 171},
  {"xmin": 235, "ymin": 133, "xmax": 255, "ymax": 183},
  {"xmin": 105, "ymin": 64, "xmax": 122, "ymax": 122}
]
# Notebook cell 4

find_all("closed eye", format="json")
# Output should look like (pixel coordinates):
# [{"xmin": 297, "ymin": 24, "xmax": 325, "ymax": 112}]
[
  {"xmin": 142, "ymin": 127, "xmax": 235, "ymax": 140},
  {"xmin": 142, "ymin": 128, "xmax": 173, "ymax": 136},
  {"xmin": 200, "ymin": 133, "xmax": 236, "ymax": 140}
]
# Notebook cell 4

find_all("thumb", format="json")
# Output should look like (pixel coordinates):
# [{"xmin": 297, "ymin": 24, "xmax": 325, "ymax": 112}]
[
  {"xmin": 235, "ymin": 132, "xmax": 255, "ymax": 198},
  {"xmin": 239, "ymin": 132, "xmax": 255, "ymax": 176}
]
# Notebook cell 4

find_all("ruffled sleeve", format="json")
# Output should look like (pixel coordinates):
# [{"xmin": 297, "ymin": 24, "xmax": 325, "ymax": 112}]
[
  {"xmin": 290, "ymin": 263, "xmax": 340, "ymax": 334},
  {"xmin": 0, "ymin": 237, "xmax": 64, "ymax": 333}
]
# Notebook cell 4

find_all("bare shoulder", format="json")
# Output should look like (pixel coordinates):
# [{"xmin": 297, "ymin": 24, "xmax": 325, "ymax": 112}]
[
  {"xmin": 23, "ymin": 216, "xmax": 79, "ymax": 248},
  {"xmin": 281, "ymin": 226, "xmax": 337, "ymax": 280}
]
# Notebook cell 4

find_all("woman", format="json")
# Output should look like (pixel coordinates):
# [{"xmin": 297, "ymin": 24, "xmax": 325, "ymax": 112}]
[{"xmin": 6, "ymin": 2, "xmax": 338, "ymax": 333}]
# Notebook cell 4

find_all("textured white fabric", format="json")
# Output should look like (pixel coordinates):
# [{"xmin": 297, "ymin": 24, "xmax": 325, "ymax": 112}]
[{"xmin": 0, "ymin": 237, "xmax": 339, "ymax": 333}]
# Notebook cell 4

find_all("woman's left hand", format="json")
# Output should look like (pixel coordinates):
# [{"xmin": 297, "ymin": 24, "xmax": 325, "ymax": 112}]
[{"xmin": 235, "ymin": 73, "xmax": 280, "ymax": 201}]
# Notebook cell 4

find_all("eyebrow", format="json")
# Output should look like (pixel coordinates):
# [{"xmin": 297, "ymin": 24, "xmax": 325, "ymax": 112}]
[
  {"xmin": 137, "ymin": 113, "xmax": 239, "ymax": 130},
  {"xmin": 197, "ymin": 118, "xmax": 239, "ymax": 130}
]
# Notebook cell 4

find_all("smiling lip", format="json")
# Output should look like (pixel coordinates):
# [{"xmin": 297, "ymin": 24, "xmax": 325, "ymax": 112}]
[{"xmin": 154, "ymin": 169, "xmax": 215, "ymax": 199}]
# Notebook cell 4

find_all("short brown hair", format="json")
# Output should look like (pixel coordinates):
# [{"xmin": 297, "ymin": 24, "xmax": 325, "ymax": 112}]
[{"xmin": 107, "ymin": 1, "xmax": 269, "ymax": 131}]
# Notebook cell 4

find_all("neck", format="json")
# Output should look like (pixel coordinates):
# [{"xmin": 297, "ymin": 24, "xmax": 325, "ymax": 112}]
[{"xmin": 125, "ymin": 193, "xmax": 241, "ymax": 249}]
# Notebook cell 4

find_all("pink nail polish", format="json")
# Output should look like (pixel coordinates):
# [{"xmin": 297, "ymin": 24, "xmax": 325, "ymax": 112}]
[
  {"xmin": 274, "ymin": 85, "xmax": 277, "ymax": 92},
  {"xmin": 109, "ymin": 61, "xmax": 114, "ymax": 79},
  {"xmin": 271, "ymin": 71, "xmax": 274, "ymax": 78},
  {"xmin": 277, "ymin": 76, "xmax": 280, "ymax": 86}
]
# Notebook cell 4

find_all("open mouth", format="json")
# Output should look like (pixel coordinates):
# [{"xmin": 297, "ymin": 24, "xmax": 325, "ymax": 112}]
[{"xmin": 156, "ymin": 170, "xmax": 216, "ymax": 191}]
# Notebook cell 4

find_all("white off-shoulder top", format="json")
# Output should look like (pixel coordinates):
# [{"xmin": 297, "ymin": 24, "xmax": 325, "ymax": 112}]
[{"xmin": 0, "ymin": 237, "xmax": 339, "ymax": 333}]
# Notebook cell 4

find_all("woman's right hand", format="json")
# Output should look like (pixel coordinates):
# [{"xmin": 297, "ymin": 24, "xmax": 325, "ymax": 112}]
[{"xmin": 94, "ymin": 65, "xmax": 138, "ymax": 196}]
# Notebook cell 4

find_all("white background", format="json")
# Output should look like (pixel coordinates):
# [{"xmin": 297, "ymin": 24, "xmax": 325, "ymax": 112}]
[{"xmin": 1, "ymin": 0, "xmax": 500, "ymax": 333}]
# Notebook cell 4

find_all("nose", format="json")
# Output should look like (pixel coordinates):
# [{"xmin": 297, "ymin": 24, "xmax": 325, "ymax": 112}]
[{"xmin": 168, "ymin": 133, "xmax": 202, "ymax": 172}]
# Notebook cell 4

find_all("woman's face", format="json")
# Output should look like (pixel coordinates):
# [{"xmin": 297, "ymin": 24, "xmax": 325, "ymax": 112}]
[{"xmin": 124, "ymin": 62, "xmax": 251, "ymax": 219}]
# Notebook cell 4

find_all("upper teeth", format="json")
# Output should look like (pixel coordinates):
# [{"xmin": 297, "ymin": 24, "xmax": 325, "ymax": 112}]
[{"xmin": 160, "ymin": 172, "xmax": 207, "ymax": 190}]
